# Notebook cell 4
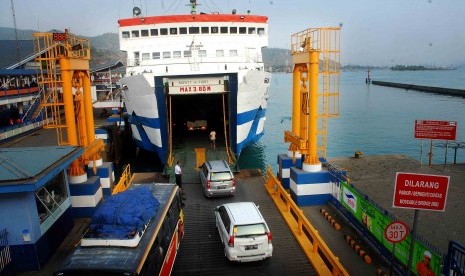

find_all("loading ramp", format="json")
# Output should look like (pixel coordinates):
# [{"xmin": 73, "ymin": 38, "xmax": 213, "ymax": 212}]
[{"xmin": 172, "ymin": 169, "xmax": 316, "ymax": 275}]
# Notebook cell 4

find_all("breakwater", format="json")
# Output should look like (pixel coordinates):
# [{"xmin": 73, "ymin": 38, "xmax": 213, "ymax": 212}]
[{"xmin": 372, "ymin": 80, "xmax": 465, "ymax": 97}]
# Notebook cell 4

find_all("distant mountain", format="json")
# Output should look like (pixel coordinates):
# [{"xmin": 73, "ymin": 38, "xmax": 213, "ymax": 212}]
[
  {"xmin": 0, "ymin": 27, "xmax": 36, "ymax": 40},
  {"xmin": 0, "ymin": 27, "xmax": 124, "ymax": 68},
  {"xmin": 89, "ymin": 33, "xmax": 120, "ymax": 52},
  {"xmin": 263, "ymin": 48, "xmax": 291, "ymax": 72},
  {"xmin": 0, "ymin": 27, "xmax": 120, "ymax": 51}
]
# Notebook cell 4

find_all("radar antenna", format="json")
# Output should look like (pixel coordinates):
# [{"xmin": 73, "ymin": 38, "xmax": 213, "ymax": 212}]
[{"xmin": 189, "ymin": 0, "xmax": 197, "ymax": 14}]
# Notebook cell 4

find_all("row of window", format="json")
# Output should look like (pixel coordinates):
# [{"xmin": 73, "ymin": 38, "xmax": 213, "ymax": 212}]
[
  {"xmin": 122, "ymin": 26, "xmax": 265, "ymax": 38},
  {"xmin": 136, "ymin": 49, "xmax": 240, "ymax": 60}
]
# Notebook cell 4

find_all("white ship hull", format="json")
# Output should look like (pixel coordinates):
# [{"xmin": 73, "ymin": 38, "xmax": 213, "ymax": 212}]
[{"xmin": 118, "ymin": 6, "xmax": 271, "ymax": 164}]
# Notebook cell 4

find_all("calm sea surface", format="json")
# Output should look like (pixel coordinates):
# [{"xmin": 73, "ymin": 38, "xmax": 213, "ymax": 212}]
[{"xmin": 239, "ymin": 68, "xmax": 465, "ymax": 172}]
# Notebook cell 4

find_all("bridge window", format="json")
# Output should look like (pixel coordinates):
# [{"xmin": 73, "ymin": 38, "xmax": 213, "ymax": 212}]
[
  {"xmin": 220, "ymin": 27, "xmax": 228, "ymax": 34},
  {"xmin": 248, "ymin": 27, "xmax": 256, "ymax": 34},
  {"xmin": 198, "ymin": 50, "xmax": 207, "ymax": 57},
  {"xmin": 211, "ymin": 26, "xmax": 219, "ymax": 34},
  {"xmin": 170, "ymin": 28, "xmax": 178, "ymax": 35},
  {"xmin": 173, "ymin": 51, "xmax": 181, "ymax": 58},
  {"xmin": 122, "ymin": 31, "xmax": 130, "ymax": 38},
  {"xmin": 229, "ymin": 50, "xmax": 238, "ymax": 57},
  {"xmin": 160, "ymin": 28, "xmax": 168, "ymax": 35},
  {"xmin": 258, "ymin": 28, "xmax": 265, "ymax": 35},
  {"xmin": 150, "ymin": 29, "xmax": 158, "ymax": 36},
  {"xmin": 180, "ymin": 27, "xmax": 187, "ymax": 34},
  {"xmin": 35, "ymin": 172, "xmax": 67, "ymax": 225},
  {"xmin": 141, "ymin": 29, "xmax": 149, "ymax": 37},
  {"xmin": 189, "ymin": 27, "xmax": 200, "ymax": 34},
  {"xmin": 163, "ymin": 51, "xmax": 171, "ymax": 59},
  {"xmin": 216, "ymin": 50, "xmax": 224, "ymax": 57},
  {"xmin": 201, "ymin": 27, "xmax": 209, "ymax": 34},
  {"xmin": 239, "ymin": 27, "xmax": 246, "ymax": 34},
  {"xmin": 152, "ymin": 52, "xmax": 160, "ymax": 59},
  {"xmin": 131, "ymin": 30, "xmax": 140, "ymax": 37},
  {"xmin": 184, "ymin": 50, "xmax": 192, "ymax": 58},
  {"xmin": 142, "ymin": 53, "xmax": 150, "ymax": 60},
  {"xmin": 134, "ymin": 52, "xmax": 140, "ymax": 65},
  {"xmin": 230, "ymin": 27, "xmax": 237, "ymax": 34}
]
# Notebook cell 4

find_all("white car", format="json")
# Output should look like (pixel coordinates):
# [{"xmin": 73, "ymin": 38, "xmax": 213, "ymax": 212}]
[{"xmin": 214, "ymin": 202, "xmax": 273, "ymax": 262}]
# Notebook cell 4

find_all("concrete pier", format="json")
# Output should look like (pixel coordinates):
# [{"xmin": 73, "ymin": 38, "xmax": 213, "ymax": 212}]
[
  {"xmin": 372, "ymin": 80, "xmax": 465, "ymax": 97},
  {"xmin": 326, "ymin": 154, "xmax": 465, "ymax": 254}
]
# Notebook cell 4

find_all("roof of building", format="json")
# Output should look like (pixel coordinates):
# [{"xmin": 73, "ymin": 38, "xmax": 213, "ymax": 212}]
[
  {"xmin": 0, "ymin": 40, "xmax": 36, "ymax": 69},
  {"xmin": 91, "ymin": 60, "xmax": 125, "ymax": 73},
  {"xmin": 0, "ymin": 69, "xmax": 39, "ymax": 76},
  {"xmin": 0, "ymin": 146, "xmax": 84, "ymax": 192}
]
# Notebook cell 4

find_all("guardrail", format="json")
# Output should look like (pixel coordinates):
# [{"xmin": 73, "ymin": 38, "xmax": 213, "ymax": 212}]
[
  {"xmin": 443, "ymin": 241, "xmax": 465, "ymax": 276},
  {"xmin": 264, "ymin": 166, "xmax": 348, "ymax": 276},
  {"xmin": 0, "ymin": 228, "xmax": 13, "ymax": 274},
  {"xmin": 112, "ymin": 164, "xmax": 132, "ymax": 195}
]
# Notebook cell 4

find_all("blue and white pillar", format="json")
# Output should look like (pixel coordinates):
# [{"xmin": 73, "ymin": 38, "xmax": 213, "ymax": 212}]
[
  {"xmin": 68, "ymin": 170, "xmax": 103, "ymax": 218},
  {"xmin": 277, "ymin": 152, "xmax": 302, "ymax": 189}
]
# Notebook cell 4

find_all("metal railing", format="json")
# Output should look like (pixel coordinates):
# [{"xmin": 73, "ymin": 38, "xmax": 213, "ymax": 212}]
[
  {"xmin": 264, "ymin": 166, "xmax": 348, "ymax": 276},
  {"xmin": 0, "ymin": 228, "xmax": 13, "ymax": 274},
  {"xmin": 112, "ymin": 164, "xmax": 132, "ymax": 195},
  {"xmin": 444, "ymin": 241, "xmax": 465, "ymax": 276}
]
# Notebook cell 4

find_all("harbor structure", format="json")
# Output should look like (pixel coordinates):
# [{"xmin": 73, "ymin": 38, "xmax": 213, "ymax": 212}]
[{"xmin": 0, "ymin": 146, "xmax": 83, "ymax": 271}]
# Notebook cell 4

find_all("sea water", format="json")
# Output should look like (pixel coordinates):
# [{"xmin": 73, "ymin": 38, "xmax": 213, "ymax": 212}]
[{"xmin": 239, "ymin": 69, "xmax": 465, "ymax": 173}]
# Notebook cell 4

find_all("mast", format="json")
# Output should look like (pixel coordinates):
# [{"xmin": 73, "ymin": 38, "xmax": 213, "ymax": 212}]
[
  {"xmin": 11, "ymin": 0, "xmax": 21, "ymax": 64},
  {"xmin": 190, "ymin": 0, "xmax": 197, "ymax": 15}
]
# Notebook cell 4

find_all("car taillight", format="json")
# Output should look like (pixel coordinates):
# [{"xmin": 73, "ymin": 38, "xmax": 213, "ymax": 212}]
[
  {"xmin": 228, "ymin": 235, "xmax": 234, "ymax": 247},
  {"xmin": 267, "ymin": 232, "xmax": 272, "ymax": 244},
  {"xmin": 232, "ymin": 179, "xmax": 236, "ymax": 187},
  {"xmin": 206, "ymin": 180, "xmax": 211, "ymax": 189}
]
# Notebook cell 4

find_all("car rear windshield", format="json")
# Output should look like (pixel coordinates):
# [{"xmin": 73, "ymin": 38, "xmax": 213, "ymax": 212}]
[
  {"xmin": 210, "ymin": 172, "xmax": 232, "ymax": 181},
  {"xmin": 234, "ymin": 223, "xmax": 266, "ymax": 237}
]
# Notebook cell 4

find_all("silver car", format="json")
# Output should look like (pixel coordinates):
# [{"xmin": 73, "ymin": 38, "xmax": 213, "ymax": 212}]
[
  {"xmin": 215, "ymin": 202, "xmax": 273, "ymax": 262},
  {"xmin": 199, "ymin": 160, "xmax": 235, "ymax": 197}
]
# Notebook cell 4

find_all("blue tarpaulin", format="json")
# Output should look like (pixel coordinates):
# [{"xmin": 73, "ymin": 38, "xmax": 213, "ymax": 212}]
[{"xmin": 89, "ymin": 186, "xmax": 160, "ymax": 239}]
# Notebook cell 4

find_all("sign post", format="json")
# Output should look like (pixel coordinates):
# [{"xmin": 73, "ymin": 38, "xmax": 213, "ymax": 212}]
[
  {"xmin": 393, "ymin": 172, "xmax": 450, "ymax": 275},
  {"xmin": 414, "ymin": 120, "xmax": 457, "ymax": 166},
  {"xmin": 384, "ymin": 221, "xmax": 409, "ymax": 275}
]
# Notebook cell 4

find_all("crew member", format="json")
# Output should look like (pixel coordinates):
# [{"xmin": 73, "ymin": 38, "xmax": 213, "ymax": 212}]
[{"xmin": 175, "ymin": 161, "xmax": 182, "ymax": 189}]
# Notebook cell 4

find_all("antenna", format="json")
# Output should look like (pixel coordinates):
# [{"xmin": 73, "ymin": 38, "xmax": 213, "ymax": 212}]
[
  {"xmin": 10, "ymin": 0, "xmax": 21, "ymax": 64},
  {"xmin": 190, "ymin": 0, "xmax": 197, "ymax": 14}
]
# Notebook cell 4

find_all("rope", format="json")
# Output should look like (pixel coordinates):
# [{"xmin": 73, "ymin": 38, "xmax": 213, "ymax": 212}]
[
  {"xmin": 167, "ymin": 95, "xmax": 174, "ymax": 166},
  {"xmin": 222, "ymin": 93, "xmax": 233, "ymax": 163}
]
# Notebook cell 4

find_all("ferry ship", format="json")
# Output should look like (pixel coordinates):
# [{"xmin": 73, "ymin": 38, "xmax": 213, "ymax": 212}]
[{"xmin": 118, "ymin": 0, "xmax": 271, "ymax": 165}]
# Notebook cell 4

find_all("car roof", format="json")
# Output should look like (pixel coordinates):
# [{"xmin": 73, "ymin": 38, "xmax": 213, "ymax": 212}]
[
  {"xmin": 223, "ymin": 202, "xmax": 265, "ymax": 225},
  {"xmin": 205, "ymin": 160, "xmax": 230, "ymax": 172}
]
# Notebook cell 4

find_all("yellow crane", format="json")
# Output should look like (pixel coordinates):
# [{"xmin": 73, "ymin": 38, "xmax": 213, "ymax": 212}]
[
  {"xmin": 284, "ymin": 27, "xmax": 341, "ymax": 172},
  {"xmin": 33, "ymin": 30, "xmax": 104, "ymax": 177}
]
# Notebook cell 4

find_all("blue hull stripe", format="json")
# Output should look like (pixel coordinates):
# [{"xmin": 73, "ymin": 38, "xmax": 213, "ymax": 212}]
[
  {"xmin": 236, "ymin": 106, "xmax": 266, "ymax": 155},
  {"xmin": 236, "ymin": 107, "xmax": 267, "ymax": 125}
]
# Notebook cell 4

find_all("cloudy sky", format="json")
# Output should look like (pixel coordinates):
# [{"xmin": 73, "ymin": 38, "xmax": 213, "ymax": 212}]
[{"xmin": 1, "ymin": 0, "xmax": 464, "ymax": 66}]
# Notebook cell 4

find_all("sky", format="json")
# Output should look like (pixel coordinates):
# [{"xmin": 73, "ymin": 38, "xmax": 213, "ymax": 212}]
[{"xmin": 1, "ymin": 0, "xmax": 464, "ymax": 66}]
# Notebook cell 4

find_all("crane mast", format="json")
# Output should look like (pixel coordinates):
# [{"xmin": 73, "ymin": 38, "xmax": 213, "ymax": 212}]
[
  {"xmin": 285, "ymin": 27, "xmax": 341, "ymax": 172},
  {"xmin": 33, "ymin": 30, "xmax": 104, "ymax": 178}
]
